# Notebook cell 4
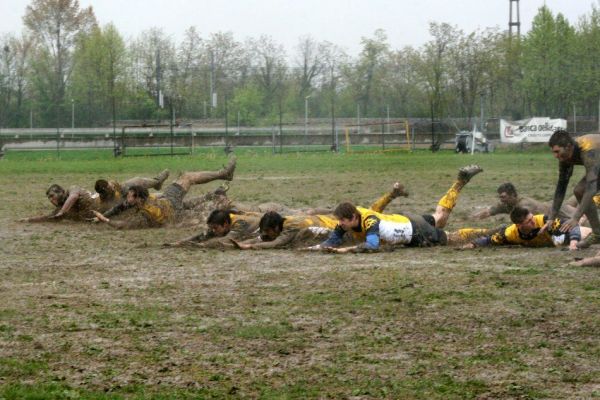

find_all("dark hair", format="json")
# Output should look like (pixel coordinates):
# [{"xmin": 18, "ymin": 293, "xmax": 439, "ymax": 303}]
[
  {"xmin": 46, "ymin": 184, "xmax": 65, "ymax": 197},
  {"xmin": 127, "ymin": 185, "xmax": 149, "ymax": 202},
  {"xmin": 45, "ymin": 184, "xmax": 66, "ymax": 206},
  {"xmin": 510, "ymin": 206, "xmax": 530, "ymax": 224},
  {"xmin": 497, "ymin": 182, "xmax": 517, "ymax": 197},
  {"xmin": 94, "ymin": 179, "xmax": 113, "ymax": 200},
  {"xmin": 333, "ymin": 202, "xmax": 360, "ymax": 220},
  {"xmin": 548, "ymin": 130, "xmax": 575, "ymax": 148},
  {"xmin": 207, "ymin": 209, "xmax": 232, "ymax": 226},
  {"xmin": 259, "ymin": 211, "xmax": 285, "ymax": 232}
]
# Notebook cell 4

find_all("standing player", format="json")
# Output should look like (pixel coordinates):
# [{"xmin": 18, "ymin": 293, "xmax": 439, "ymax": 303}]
[{"xmin": 547, "ymin": 130, "xmax": 600, "ymax": 248}]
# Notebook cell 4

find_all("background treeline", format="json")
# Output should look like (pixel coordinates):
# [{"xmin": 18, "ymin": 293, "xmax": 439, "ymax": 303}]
[{"xmin": 0, "ymin": 0, "xmax": 599, "ymax": 129}]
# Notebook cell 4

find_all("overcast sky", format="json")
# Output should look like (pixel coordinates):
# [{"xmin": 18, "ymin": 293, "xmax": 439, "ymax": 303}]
[{"xmin": 1, "ymin": 0, "xmax": 597, "ymax": 56}]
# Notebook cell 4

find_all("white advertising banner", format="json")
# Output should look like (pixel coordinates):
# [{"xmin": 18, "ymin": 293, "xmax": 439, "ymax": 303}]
[{"xmin": 499, "ymin": 117, "xmax": 567, "ymax": 143}]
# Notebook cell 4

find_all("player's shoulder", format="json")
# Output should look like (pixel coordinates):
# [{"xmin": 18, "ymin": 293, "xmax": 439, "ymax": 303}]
[{"xmin": 363, "ymin": 214, "xmax": 380, "ymax": 230}]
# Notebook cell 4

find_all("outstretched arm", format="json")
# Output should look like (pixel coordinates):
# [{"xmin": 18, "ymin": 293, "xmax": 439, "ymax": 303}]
[
  {"xmin": 471, "ymin": 208, "xmax": 492, "ymax": 219},
  {"xmin": 569, "ymin": 250, "xmax": 600, "ymax": 266},
  {"xmin": 54, "ymin": 190, "xmax": 80, "ymax": 217},
  {"xmin": 467, "ymin": 229, "xmax": 509, "ymax": 248},
  {"xmin": 473, "ymin": 202, "xmax": 509, "ymax": 219},
  {"xmin": 550, "ymin": 163, "xmax": 573, "ymax": 220},
  {"xmin": 164, "ymin": 232, "xmax": 211, "ymax": 247},
  {"xmin": 20, "ymin": 212, "xmax": 60, "ymax": 223},
  {"xmin": 235, "ymin": 230, "xmax": 296, "ymax": 250},
  {"xmin": 574, "ymin": 161, "xmax": 599, "ymax": 220},
  {"xmin": 92, "ymin": 210, "xmax": 135, "ymax": 229},
  {"xmin": 103, "ymin": 201, "xmax": 131, "ymax": 218}
]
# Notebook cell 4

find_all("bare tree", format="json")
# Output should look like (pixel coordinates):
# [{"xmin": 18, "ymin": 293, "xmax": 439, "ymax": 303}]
[
  {"xmin": 247, "ymin": 35, "xmax": 287, "ymax": 117},
  {"xmin": 205, "ymin": 32, "xmax": 247, "ymax": 116},
  {"xmin": 174, "ymin": 27, "xmax": 205, "ymax": 118},
  {"xmin": 127, "ymin": 28, "xmax": 176, "ymax": 117},
  {"xmin": 417, "ymin": 23, "xmax": 459, "ymax": 123},
  {"xmin": 293, "ymin": 36, "xmax": 327, "ymax": 98},
  {"xmin": 23, "ymin": 0, "xmax": 96, "ymax": 125}
]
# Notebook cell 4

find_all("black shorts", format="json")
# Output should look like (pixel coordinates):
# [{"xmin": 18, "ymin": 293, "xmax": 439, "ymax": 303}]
[
  {"xmin": 163, "ymin": 183, "xmax": 186, "ymax": 211},
  {"xmin": 407, "ymin": 214, "xmax": 447, "ymax": 247}
]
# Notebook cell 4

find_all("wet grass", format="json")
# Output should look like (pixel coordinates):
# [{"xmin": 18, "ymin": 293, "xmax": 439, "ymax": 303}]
[{"xmin": 1, "ymin": 150, "xmax": 599, "ymax": 398}]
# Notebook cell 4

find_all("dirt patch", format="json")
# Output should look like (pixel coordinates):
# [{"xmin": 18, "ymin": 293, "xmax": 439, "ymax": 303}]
[{"xmin": 1, "ymin": 155, "xmax": 599, "ymax": 398}]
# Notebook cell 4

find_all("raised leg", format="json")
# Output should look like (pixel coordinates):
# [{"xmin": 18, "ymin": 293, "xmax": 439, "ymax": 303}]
[
  {"xmin": 122, "ymin": 169, "xmax": 170, "ymax": 192},
  {"xmin": 176, "ymin": 157, "xmax": 236, "ymax": 192},
  {"xmin": 433, "ymin": 164, "xmax": 482, "ymax": 228}
]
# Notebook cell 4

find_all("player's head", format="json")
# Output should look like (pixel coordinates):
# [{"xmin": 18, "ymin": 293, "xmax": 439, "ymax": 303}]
[
  {"xmin": 206, "ymin": 209, "xmax": 232, "ymax": 237},
  {"xmin": 497, "ymin": 182, "xmax": 518, "ymax": 205},
  {"xmin": 333, "ymin": 202, "xmax": 361, "ymax": 231},
  {"xmin": 259, "ymin": 211, "xmax": 285, "ymax": 242},
  {"xmin": 46, "ymin": 184, "xmax": 66, "ymax": 207},
  {"xmin": 548, "ymin": 130, "xmax": 575, "ymax": 162},
  {"xmin": 95, "ymin": 179, "xmax": 115, "ymax": 201},
  {"xmin": 510, "ymin": 206, "xmax": 535, "ymax": 233},
  {"xmin": 126, "ymin": 185, "xmax": 149, "ymax": 207}
]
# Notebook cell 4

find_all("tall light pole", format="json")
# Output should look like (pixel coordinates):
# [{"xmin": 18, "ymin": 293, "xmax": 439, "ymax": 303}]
[
  {"xmin": 357, "ymin": 103, "xmax": 360, "ymax": 135},
  {"xmin": 71, "ymin": 99, "xmax": 74, "ymax": 129},
  {"xmin": 386, "ymin": 104, "xmax": 390, "ymax": 134},
  {"xmin": 304, "ymin": 95, "xmax": 311, "ymax": 146}
]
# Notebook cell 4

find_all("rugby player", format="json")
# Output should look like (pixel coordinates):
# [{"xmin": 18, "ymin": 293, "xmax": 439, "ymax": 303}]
[
  {"xmin": 314, "ymin": 164, "xmax": 485, "ymax": 253},
  {"xmin": 165, "ymin": 209, "xmax": 261, "ymax": 249},
  {"xmin": 548, "ymin": 130, "xmax": 600, "ymax": 248},
  {"xmin": 472, "ymin": 182, "xmax": 576, "ymax": 220},
  {"xmin": 93, "ymin": 157, "xmax": 236, "ymax": 229},
  {"xmin": 231, "ymin": 181, "xmax": 411, "ymax": 250},
  {"xmin": 94, "ymin": 169, "xmax": 170, "ymax": 212},
  {"xmin": 21, "ymin": 170, "xmax": 171, "ymax": 222},
  {"xmin": 464, "ymin": 206, "xmax": 590, "ymax": 250},
  {"xmin": 21, "ymin": 184, "xmax": 100, "ymax": 222}
]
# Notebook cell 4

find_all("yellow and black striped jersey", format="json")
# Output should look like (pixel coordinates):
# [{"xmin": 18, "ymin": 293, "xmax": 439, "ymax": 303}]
[
  {"xmin": 229, "ymin": 213, "xmax": 261, "ymax": 238},
  {"xmin": 350, "ymin": 207, "xmax": 413, "ymax": 244},
  {"xmin": 323, "ymin": 207, "xmax": 414, "ymax": 249},
  {"xmin": 249, "ymin": 213, "xmax": 339, "ymax": 249},
  {"xmin": 283, "ymin": 214, "xmax": 338, "ymax": 232},
  {"xmin": 139, "ymin": 194, "xmax": 175, "ymax": 226},
  {"xmin": 474, "ymin": 214, "xmax": 580, "ymax": 247}
]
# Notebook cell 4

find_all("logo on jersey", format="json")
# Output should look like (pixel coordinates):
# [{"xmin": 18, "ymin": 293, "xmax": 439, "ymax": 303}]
[{"xmin": 363, "ymin": 216, "xmax": 378, "ymax": 231}]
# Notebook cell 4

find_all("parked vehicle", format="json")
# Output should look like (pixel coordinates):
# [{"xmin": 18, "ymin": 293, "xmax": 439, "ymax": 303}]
[{"xmin": 455, "ymin": 125, "xmax": 493, "ymax": 153}]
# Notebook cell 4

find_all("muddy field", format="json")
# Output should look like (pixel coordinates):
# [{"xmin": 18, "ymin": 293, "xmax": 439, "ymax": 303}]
[{"xmin": 1, "ymin": 151, "xmax": 599, "ymax": 398}]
